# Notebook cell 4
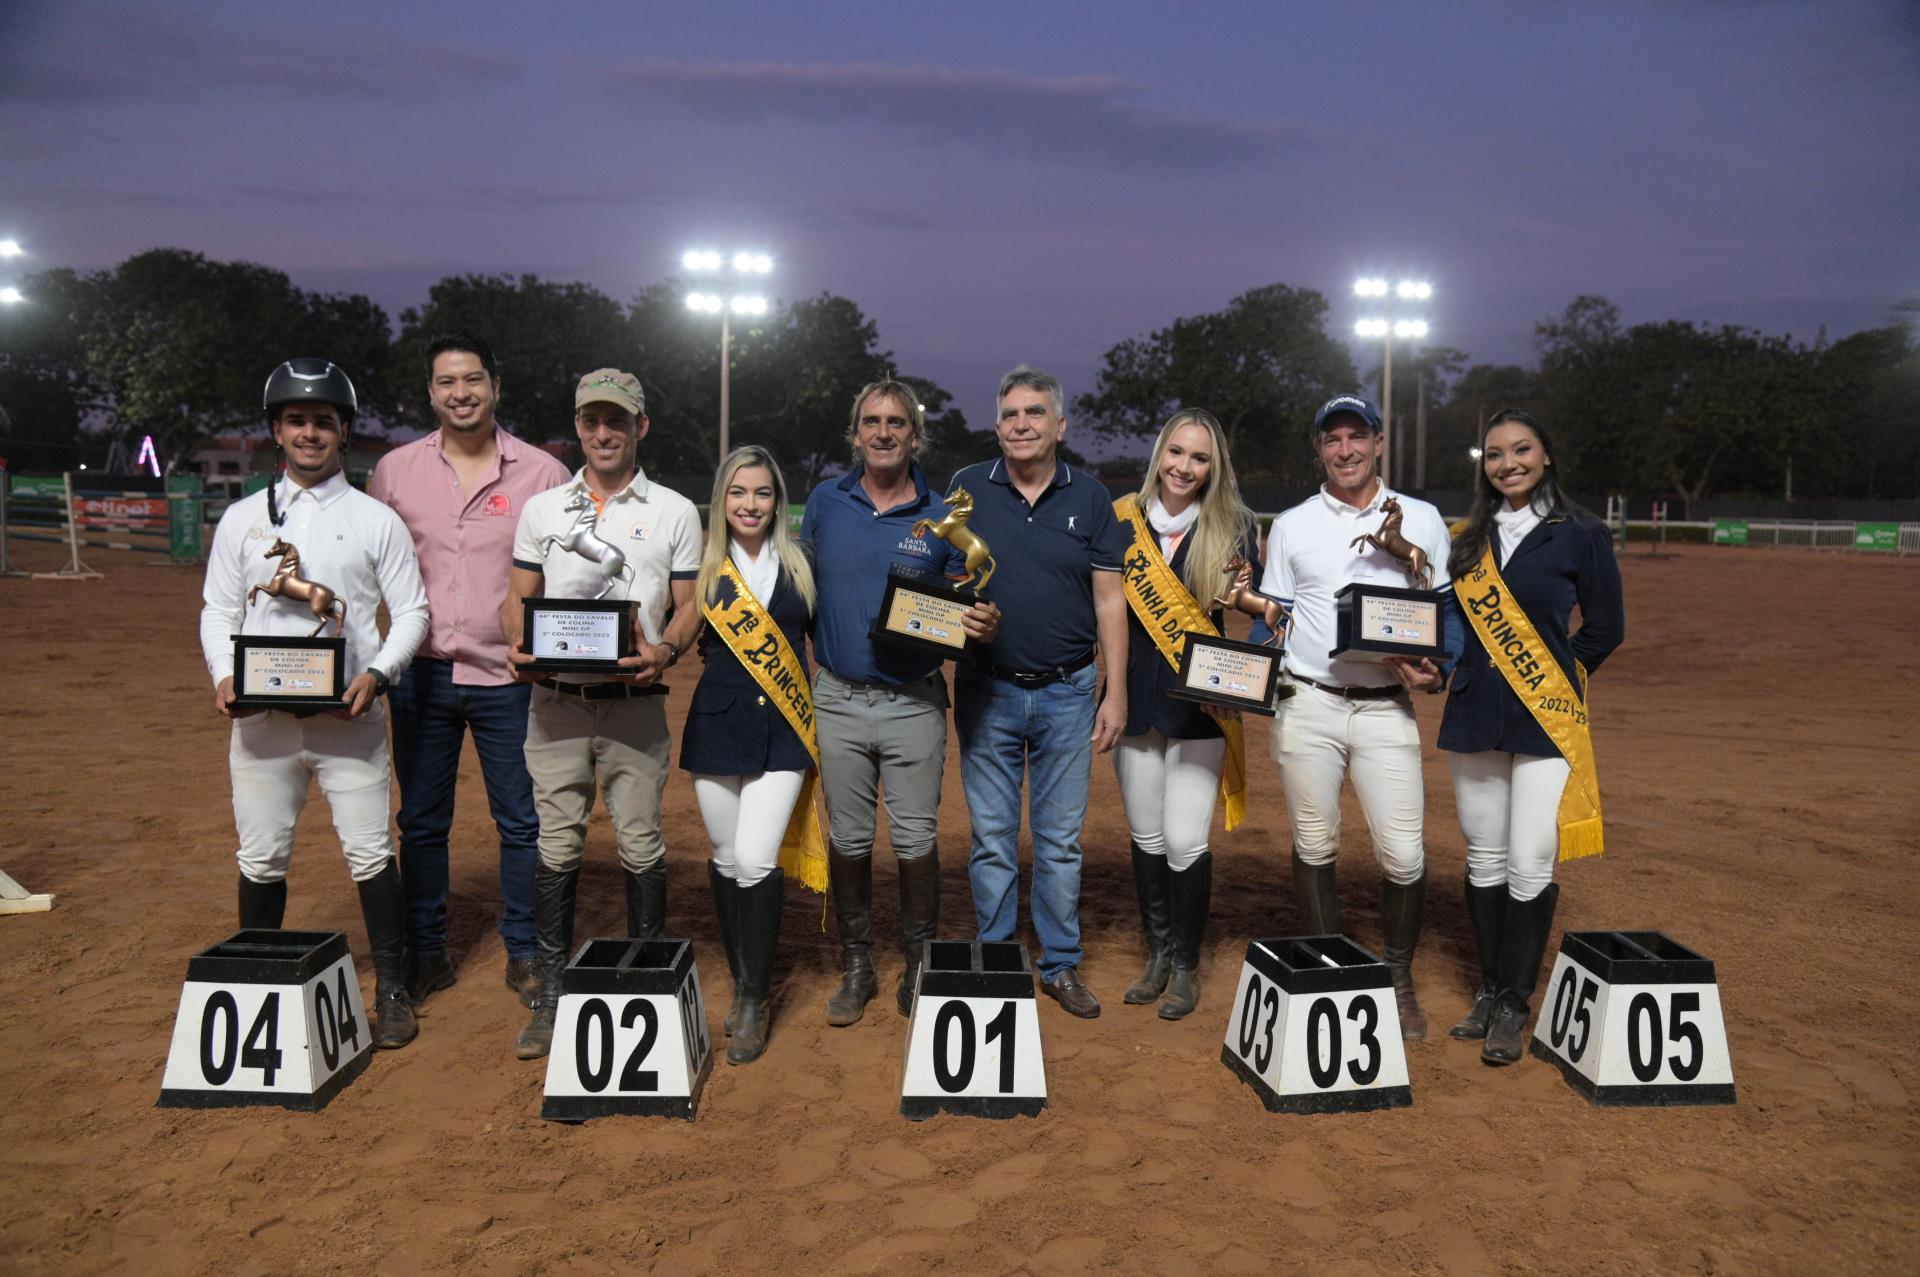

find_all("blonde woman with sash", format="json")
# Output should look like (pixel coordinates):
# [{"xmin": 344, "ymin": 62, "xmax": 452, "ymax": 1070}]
[
  {"xmin": 1414, "ymin": 410, "xmax": 1623, "ymax": 1065},
  {"xmin": 1111, "ymin": 410, "xmax": 1270, "ymax": 1019},
  {"xmin": 681, "ymin": 446, "xmax": 826, "ymax": 1065}
]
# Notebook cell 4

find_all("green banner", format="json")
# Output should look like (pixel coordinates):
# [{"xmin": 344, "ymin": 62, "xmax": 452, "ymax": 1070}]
[
  {"xmin": 9, "ymin": 473, "xmax": 66, "ymax": 497},
  {"xmin": 166, "ymin": 473, "xmax": 204, "ymax": 562},
  {"xmin": 1712, "ymin": 519, "xmax": 1749, "ymax": 546},
  {"xmin": 1853, "ymin": 522, "xmax": 1898, "ymax": 553},
  {"xmin": 243, "ymin": 473, "xmax": 272, "ymax": 495}
]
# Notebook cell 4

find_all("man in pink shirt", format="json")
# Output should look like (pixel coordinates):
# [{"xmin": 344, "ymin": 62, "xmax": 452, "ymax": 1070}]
[{"xmin": 370, "ymin": 331, "xmax": 570, "ymax": 1008}]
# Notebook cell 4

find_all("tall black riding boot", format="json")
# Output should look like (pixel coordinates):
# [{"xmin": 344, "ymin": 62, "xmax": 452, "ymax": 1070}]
[
  {"xmin": 515, "ymin": 863, "xmax": 579, "ymax": 1060},
  {"xmin": 624, "ymin": 861, "xmax": 667, "ymax": 939},
  {"xmin": 1380, "ymin": 871, "xmax": 1429, "ymax": 1041},
  {"xmin": 237, "ymin": 874, "xmax": 287, "ymax": 929},
  {"xmin": 1158, "ymin": 852, "xmax": 1213, "ymax": 1021},
  {"xmin": 1484, "ymin": 883, "xmax": 1559, "ymax": 1066},
  {"xmin": 895, "ymin": 852, "xmax": 940, "ymax": 1016},
  {"xmin": 728, "ymin": 868, "xmax": 784, "ymax": 1065},
  {"xmin": 1449, "ymin": 879, "xmax": 1506, "ymax": 1040},
  {"xmin": 356, "ymin": 858, "xmax": 417, "ymax": 1050},
  {"xmin": 825, "ymin": 849, "xmax": 877, "ymax": 1026},
  {"xmin": 708, "ymin": 861, "xmax": 743, "ymax": 1036},
  {"xmin": 1290, "ymin": 849, "xmax": 1341, "ymax": 935},
  {"xmin": 1123, "ymin": 843, "xmax": 1174, "ymax": 1005}
]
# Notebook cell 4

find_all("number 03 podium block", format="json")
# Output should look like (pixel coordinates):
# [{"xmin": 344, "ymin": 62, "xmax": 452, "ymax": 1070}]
[
  {"xmin": 1220, "ymin": 936, "xmax": 1412, "ymax": 1114},
  {"xmin": 902, "ymin": 941, "xmax": 1047, "ymax": 1120},
  {"xmin": 158, "ymin": 930, "xmax": 371, "ymax": 1112},
  {"xmin": 1530, "ymin": 931, "xmax": 1735, "ymax": 1107},
  {"xmin": 542, "ymin": 938, "xmax": 712, "ymax": 1122}
]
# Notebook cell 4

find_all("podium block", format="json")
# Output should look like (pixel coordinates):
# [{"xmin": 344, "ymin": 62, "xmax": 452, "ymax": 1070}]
[
  {"xmin": 541, "ymin": 938, "xmax": 712, "ymax": 1122},
  {"xmin": 1530, "ymin": 931, "xmax": 1735, "ymax": 1106},
  {"xmin": 158, "ymin": 930, "xmax": 371, "ymax": 1111},
  {"xmin": 902, "ymin": 941, "xmax": 1047, "ymax": 1120},
  {"xmin": 1220, "ymin": 935, "xmax": 1412, "ymax": 1114}
]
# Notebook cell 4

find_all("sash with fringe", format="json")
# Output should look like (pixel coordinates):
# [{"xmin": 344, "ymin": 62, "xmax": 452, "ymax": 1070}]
[
  {"xmin": 1114, "ymin": 495, "xmax": 1248, "ymax": 832},
  {"xmin": 703, "ymin": 557, "xmax": 829, "ymax": 892},
  {"xmin": 1455, "ymin": 542, "xmax": 1604, "ymax": 861}
]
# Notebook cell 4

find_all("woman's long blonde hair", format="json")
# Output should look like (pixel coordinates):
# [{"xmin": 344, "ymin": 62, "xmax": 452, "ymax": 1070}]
[
  {"xmin": 1137, "ymin": 409, "xmax": 1255, "ymax": 604},
  {"xmin": 698, "ymin": 446, "xmax": 817, "ymax": 613}
]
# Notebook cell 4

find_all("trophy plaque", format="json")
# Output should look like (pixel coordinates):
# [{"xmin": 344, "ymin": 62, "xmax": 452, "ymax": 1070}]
[
  {"xmin": 871, "ymin": 568, "xmax": 979, "ymax": 660},
  {"xmin": 229, "ymin": 634, "xmax": 349, "ymax": 712},
  {"xmin": 1168, "ymin": 632, "xmax": 1285, "ymax": 716},
  {"xmin": 1329, "ymin": 582, "xmax": 1444, "ymax": 663},
  {"xmin": 522, "ymin": 597, "xmax": 638, "ymax": 674}
]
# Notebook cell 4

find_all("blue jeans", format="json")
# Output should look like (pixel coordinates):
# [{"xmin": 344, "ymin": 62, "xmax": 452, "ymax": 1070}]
[
  {"xmin": 389, "ymin": 659, "xmax": 539, "ymax": 960},
  {"xmin": 953, "ymin": 662, "xmax": 1098, "ymax": 980}
]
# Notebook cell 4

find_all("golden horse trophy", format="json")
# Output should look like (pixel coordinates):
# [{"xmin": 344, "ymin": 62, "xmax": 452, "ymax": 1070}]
[
  {"xmin": 1213, "ymin": 554, "xmax": 1288, "ymax": 648},
  {"xmin": 913, "ymin": 486, "xmax": 996, "ymax": 593},
  {"xmin": 248, "ymin": 539, "xmax": 346, "ymax": 637},
  {"xmin": 1350, "ymin": 497, "xmax": 1433, "ymax": 589}
]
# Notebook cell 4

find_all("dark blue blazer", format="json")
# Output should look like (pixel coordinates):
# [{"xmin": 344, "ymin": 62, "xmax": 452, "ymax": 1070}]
[
  {"xmin": 1438, "ymin": 515, "xmax": 1624, "ymax": 758},
  {"xmin": 680, "ymin": 560, "xmax": 815, "ymax": 776},
  {"xmin": 1121, "ymin": 522, "xmax": 1265, "ymax": 742}
]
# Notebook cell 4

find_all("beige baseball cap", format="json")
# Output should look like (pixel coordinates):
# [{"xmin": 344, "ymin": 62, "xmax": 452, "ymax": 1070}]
[{"xmin": 575, "ymin": 368, "xmax": 645, "ymax": 416}]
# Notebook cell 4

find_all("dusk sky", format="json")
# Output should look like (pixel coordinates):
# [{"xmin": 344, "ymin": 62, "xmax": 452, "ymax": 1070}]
[{"xmin": 3, "ymin": 0, "xmax": 1915, "ymax": 423}]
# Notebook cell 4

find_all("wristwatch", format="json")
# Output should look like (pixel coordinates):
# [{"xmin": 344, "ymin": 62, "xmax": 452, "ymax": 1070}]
[
  {"xmin": 368, "ymin": 667, "xmax": 390, "ymax": 698},
  {"xmin": 663, "ymin": 641, "xmax": 682, "ymax": 668}
]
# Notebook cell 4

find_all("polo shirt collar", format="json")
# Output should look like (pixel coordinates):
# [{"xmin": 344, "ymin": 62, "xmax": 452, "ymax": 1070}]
[
  {"xmin": 1316, "ymin": 480, "xmax": 1390, "ymax": 516},
  {"xmin": 568, "ymin": 465, "xmax": 651, "ymax": 503},
  {"xmin": 279, "ymin": 470, "xmax": 351, "ymax": 509},
  {"xmin": 838, "ymin": 462, "xmax": 932, "ymax": 511},
  {"xmin": 987, "ymin": 457, "xmax": 1071, "ymax": 489}
]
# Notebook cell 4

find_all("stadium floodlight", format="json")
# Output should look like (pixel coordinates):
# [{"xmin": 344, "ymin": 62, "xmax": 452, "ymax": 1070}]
[
  {"xmin": 1397, "ymin": 280, "xmax": 1432, "ymax": 301},
  {"xmin": 1355, "ymin": 318, "xmax": 1389, "ymax": 338},
  {"xmin": 684, "ymin": 248, "xmax": 778, "ymax": 459},
  {"xmin": 0, "ymin": 240, "xmax": 22, "ymax": 260},
  {"xmin": 1354, "ymin": 277, "xmax": 1389, "ymax": 298},
  {"xmin": 1395, "ymin": 319, "xmax": 1429, "ymax": 339},
  {"xmin": 682, "ymin": 249, "xmax": 723, "ymax": 272},
  {"xmin": 730, "ymin": 295, "xmax": 768, "ymax": 316},
  {"xmin": 0, "ymin": 287, "xmax": 23, "ymax": 305},
  {"xmin": 1469, "ymin": 446, "xmax": 1483, "ymax": 460}
]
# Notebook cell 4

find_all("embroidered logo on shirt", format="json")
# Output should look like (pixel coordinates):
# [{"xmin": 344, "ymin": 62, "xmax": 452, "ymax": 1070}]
[
  {"xmin": 895, "ymin": 536, "xmax": 932, "ymax": 556},
  {"xmin": 630, "ymin": 524, "xmax": 649, "ymax": 541},
  {"xmin": 483, "ymin": 493, "xmax": 512, "ymax": 516},
  {"xmin": 1067, "ymin": 516, "xmax": 1078, "ymax": 531}
]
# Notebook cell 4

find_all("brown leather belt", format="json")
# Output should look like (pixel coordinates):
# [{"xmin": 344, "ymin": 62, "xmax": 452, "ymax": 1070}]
[{"xmin": 1289, "ymin": 674, "xmax": 1407, "ymax": 701}]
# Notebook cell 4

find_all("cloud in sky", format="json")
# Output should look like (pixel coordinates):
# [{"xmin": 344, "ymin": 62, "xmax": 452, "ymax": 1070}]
[{"xmin": 594, "ymin": 59, "xmax": 1313, "ymax": 173}]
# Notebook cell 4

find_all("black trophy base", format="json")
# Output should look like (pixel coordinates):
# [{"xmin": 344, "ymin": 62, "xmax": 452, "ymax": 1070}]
[
  {"xmin": 227, "ymin": 696, "xmax": 352, "ymax": 714},
  {"xmin": 870, "ymin": 569, "xmax": 979, "ymax": 663},
  {"xmin": 522, "ymin": 658, "xmax": 631, "ymax": 676}
]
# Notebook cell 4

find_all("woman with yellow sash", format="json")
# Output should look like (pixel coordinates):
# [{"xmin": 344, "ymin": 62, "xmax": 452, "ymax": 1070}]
[
  {"xmin": 1426, "ymin": 410, "xmax": 1623, "ymax": 1065},
  {"xmin": 681, "ymin": 446, "xmax": 824, "ymax": 1065},
  {"xmin": 1111, "ymin": 409, "xmax": 1272, "ymax": 1020}
]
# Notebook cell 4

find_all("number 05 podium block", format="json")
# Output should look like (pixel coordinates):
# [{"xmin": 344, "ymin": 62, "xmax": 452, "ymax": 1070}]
[
  {"xmin": 902, "ymin": 941, "xmax": 1047, "ymax": 1120},
  {"xmin": 158, "ymin": 930, "xmax": 371, "ymax": 1112},
  {"xmin": 1530, "ymin": 931, "xmax": 1735, "ymax": 1107},
  {"xmin": 1220, "ymin": 936, "xmax": 1412, "ymax": 1114},
  {"xmin": 542, "ymin": 938, "xmax": 712, "ymax": 1122}
]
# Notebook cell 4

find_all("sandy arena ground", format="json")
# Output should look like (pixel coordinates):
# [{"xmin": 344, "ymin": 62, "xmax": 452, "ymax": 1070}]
[{"xmin": 1, "ymin": 537, "xmax": 1916, "ymax": 1275}]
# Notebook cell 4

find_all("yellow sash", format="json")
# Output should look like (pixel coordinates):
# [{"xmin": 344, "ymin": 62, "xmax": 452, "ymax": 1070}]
[
  {"xmin": 1113, "ymin": 495, "xmax": 1248, "ymax": 832},
  {"xmin": 1454, "ymin": 542, "xmax": 1604, "ymax": 861},
  {"xmin": 702, "ymin": 557, "xmax": 829, "ymax": 893}
]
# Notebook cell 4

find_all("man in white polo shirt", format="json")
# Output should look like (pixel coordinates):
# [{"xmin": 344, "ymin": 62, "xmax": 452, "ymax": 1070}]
[
  {"xmin": 499, "ymin": 368, "xmax": 704, "ymax": 1059},
  {"xmin": 1260, "ymin": 394, "xmax": 1452, "ymax": 1040}
]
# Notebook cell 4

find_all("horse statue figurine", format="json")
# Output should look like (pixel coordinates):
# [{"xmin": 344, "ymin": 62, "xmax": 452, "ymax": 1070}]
[
  {"xmin": 1213, "ymin": 554, "xmax": 1288, "ymax": 647},
  {"xmin": 249, "ymin": 539, "xmax": 346, "ymax": 637},
  {"xmin": 1350, "ymin": 496, "xmax": 1433, "ymax": 589},
  {"xmin": 545, "ymin": 492, "xmax": 628, "ymax": 599},
  {"xmin": 913, "ymin": 486, "xmax": 996, "ymax": 593}
]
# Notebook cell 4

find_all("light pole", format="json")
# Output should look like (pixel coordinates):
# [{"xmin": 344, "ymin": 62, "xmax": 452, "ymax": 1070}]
[
  {"xmin": 1354, "ymin": 278, "xmax": 1431, "ymax": 489},
  {"xmin": 684, "ymin": 250, "xmax": 772, "ymax": 464}
]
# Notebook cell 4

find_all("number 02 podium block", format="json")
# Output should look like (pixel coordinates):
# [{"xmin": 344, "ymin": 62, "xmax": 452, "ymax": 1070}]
[
  {"xmin": 1220, "ymin": 936, "xmax": 1412, "ymax": 1114},
  {"xmin": 542, "ymin": 938, "xmax": 712, "ymax": 1122},
  {"xmin": 1530, "ymin": 931, "xmax": 1735, "ymax": 1107},
  {"xmin": 901, "ymin": 941, "xmax": 1047, "ymax": 1120},
  {"xmin": 158, "ymin": 930, "xmax": 371, "ymax": 1112}
]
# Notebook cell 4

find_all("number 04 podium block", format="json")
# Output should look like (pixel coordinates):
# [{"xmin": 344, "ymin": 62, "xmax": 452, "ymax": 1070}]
[
  {"xmin": 158, "ymin": 930, "xmax": 372, "ymax": 1112},
  {"xmin": 542, "ymin": 938, "xmax": 712, "ymax": 1122},
  {"xmin": 902, "ymin": 941, "xmax": 1047, "ymax": 1120},
  {"xmin": 1530, "ymin": 931, "xmax": 1735, "ymax": 1107},
  {"xmin": 1220, "ymin": 936, "xmax": 1412, "ymax": 1114}
]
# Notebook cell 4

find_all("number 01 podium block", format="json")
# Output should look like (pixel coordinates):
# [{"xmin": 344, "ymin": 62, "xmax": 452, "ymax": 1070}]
[
  {"xmin": 542, "ymin": 938, "xmax": 712, "ymax": 1122},
  {"xmin": 158, "ymin": 930, "xmax": 371, "ymax": 1112},
  {"xmin": 902, "ymin": 941, "xmax": 1047, "ymax": 1120},
  {"xmin": 1530, "ymin": 931, "xmax": 1735, "ymax": 1107},
  {"xmin": 1220, "ymin": 936, "xmax": 1412, "ymax": 1114}
]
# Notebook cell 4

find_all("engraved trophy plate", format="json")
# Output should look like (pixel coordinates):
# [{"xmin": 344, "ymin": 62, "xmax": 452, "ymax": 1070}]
[
  {"xmin": 1329, "ymin": 582, "xmax": 1444, "ymax": 663},
  {"xmin": 1169, "ymin": 632, "xmax": 1284, "ymax": 716},
  {"xmin": 522, "ymin": 597, "xmax": 638, "ymax": 674},
  {"xmin": 871, "ymin": 569, "xmax": 978, "ymax": 659}
]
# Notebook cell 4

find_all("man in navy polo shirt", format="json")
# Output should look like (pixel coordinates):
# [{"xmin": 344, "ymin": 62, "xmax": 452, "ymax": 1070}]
[
  {"xmin": 949, "ymin": 365, "xmax": 1128, "ymax": 1018},
  {"xmin": 802, "ymin": 379, "xmax": 1001, "ymax": 1025}
]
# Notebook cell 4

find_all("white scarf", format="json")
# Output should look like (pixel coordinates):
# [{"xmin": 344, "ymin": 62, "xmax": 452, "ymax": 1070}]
[
  {"xmin": 1146, "ymin": 496, "xmax": 1199, "ymax": 560},
  {"xmin": 730, "ymin": 540, "xmax": 780, "ymax": 605},
  {"xmin": 1494, "ymin": 501, "xmax": 1544, "ymax": 563}
]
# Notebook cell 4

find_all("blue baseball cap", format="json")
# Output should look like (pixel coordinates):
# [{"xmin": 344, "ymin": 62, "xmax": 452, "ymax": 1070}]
[{"xmin": 1313, "ymin": 395, "xmax": 1382, "ymax": 433}]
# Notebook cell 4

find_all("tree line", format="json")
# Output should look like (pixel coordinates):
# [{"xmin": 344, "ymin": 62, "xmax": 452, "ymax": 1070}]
[{"xmin": 2, "ymin": 248, "xmax": 1914, "ymax": 511}]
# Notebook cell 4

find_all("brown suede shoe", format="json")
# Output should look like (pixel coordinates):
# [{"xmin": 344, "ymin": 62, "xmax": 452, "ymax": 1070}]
[{"xmin": 1041, "ymin": 967, "xmax": 1102, "ymax": 1019}]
